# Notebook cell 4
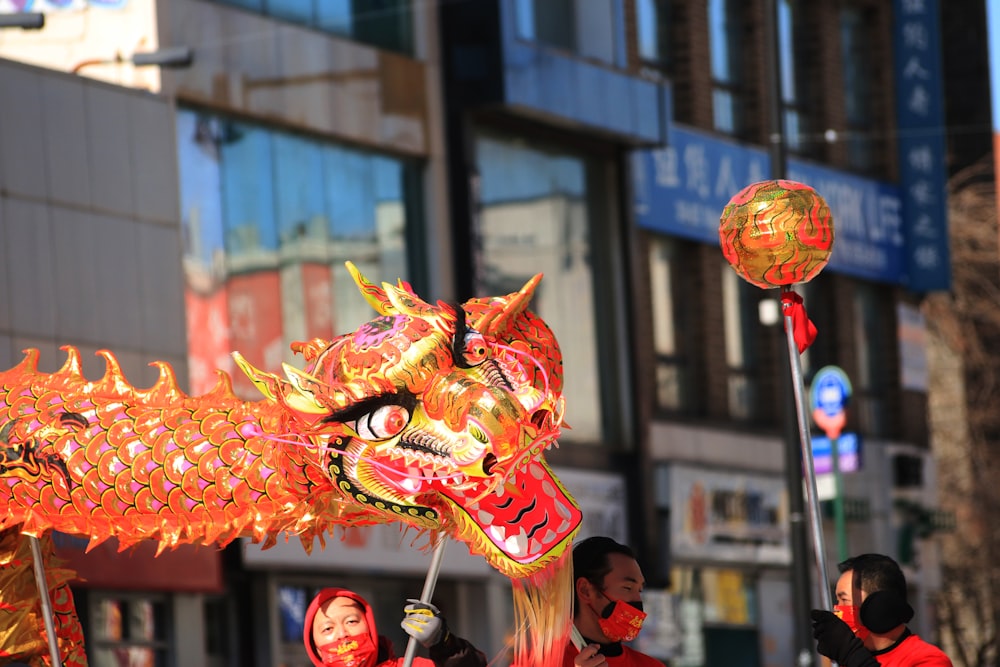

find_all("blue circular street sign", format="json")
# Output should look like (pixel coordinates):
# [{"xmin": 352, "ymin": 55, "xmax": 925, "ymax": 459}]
[{"xmin": 810, "ymin": 365, "xmax": 852, "ymax": 418}]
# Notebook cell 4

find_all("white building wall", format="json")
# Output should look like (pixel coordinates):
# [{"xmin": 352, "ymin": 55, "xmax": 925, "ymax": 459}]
[
  {"xmin": 0, "ymin": 57, "xmax": 187, "ymax": 388},
  {"xmin": 0, "ymin": 1, "xmax": 162, "ymax": 90}
]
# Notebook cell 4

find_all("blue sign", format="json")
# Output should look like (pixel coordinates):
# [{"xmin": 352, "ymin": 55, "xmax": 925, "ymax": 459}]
[
  {"xmin": 809, "ymin": 365, "xmax": 853, "ymax": 418},
  {"xmin": 812, "ymin": 433, "xmax": 861, "ymax": 475},
  {"xmin": 632, "ymin": 124, "xmax": 913, "ymax": 286},
  {"xmin": 786, "ymin": 162, "xmax": 905, "ymax": 283},
  {"xmin": 632, "ymin": 125, "xmax": 769, "ymax": 245},
  {"xmin": 893, "ymin": 0, "xmax": 951, "ymax": 292}
]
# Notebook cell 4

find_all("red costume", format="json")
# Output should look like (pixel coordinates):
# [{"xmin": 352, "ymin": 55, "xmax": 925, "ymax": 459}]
[
  {"xmin": 872, "ymin": 630, "xmax": 953, "ymax": 667},
  {"xmin": 562, "ymin": 641, "xmax": 666, "ymax": 667}
]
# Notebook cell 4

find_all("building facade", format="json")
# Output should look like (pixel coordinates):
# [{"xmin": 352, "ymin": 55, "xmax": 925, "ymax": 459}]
[
  {"xmin": 0, "ymin": 1, "xmax": 954, "ymax": 666},
  {"xmin": 628, "ymin": 1, "xmax": 949, "ymax": 664}
]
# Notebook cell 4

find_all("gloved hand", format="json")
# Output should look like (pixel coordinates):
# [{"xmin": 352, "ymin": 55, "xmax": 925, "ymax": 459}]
[
  {"xmin": 402, "ymin": 599, "xmax": 448, "ymax": 648},
  {"xmin": 810, "ymin": 609, "xmax": 880, "ymax": 667}
]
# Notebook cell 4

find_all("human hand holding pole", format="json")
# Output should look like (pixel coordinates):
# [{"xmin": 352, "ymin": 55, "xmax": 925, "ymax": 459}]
[{"xmin": 401, "ymin": 538, "xmax": 447, "ymax": 667}]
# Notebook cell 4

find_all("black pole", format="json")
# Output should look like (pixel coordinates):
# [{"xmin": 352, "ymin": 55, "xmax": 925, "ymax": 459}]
[
  {"xmin": 762, "ymin": 0, "xmax": 815, "ymax": 665},
  {"xmin": 763, "ymin": 0, "xmax": 788, "ymax": 179}
]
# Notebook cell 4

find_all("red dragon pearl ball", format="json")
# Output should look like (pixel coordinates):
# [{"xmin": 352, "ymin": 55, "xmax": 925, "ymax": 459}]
[{"xmin": 719, "ymin": 179, "xmax": 835, "ymax": 289}]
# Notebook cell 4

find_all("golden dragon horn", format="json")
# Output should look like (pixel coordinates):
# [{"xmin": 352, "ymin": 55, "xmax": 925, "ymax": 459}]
[{"xmin": 472, "ymin": 273, "xmax": 543, "ymax": 334}]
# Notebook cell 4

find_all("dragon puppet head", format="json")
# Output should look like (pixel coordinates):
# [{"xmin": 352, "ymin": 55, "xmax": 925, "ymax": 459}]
[{"xmin": 233, "ymin": 263, "xmax": 582, "ymax": 580}]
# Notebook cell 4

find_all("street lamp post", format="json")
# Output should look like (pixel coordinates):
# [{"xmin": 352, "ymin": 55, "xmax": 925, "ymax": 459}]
[
  {"xmin": 72, "ymin": 46, "xmax": 194, "ymax": 74},
  {"xmin": 762, "ymin": 0, "xmax": 818, "ymax": 666},
  {"xmin": 0, "ymin": 12, "xmax": 44, "ymax": 30}
]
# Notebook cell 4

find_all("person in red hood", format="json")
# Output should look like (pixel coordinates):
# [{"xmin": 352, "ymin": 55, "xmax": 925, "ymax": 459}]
[{"xmin": 303, "ymin": 587, "xmax": 487, "ymax": 667}]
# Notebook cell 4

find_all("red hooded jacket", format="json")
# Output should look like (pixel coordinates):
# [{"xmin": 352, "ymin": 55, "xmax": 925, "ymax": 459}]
[{"xmin": 303, "ymin": 588, "xmax": 486, "ymax": 667}]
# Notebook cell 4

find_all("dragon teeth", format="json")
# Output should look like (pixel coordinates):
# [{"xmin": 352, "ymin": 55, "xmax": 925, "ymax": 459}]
[
  {"xmin": 489, "ymin": 525, "xmax": 506, "ymax": 543},
  {"xmin": 505, "ymin": 530, "xmax": 528, "ymax": 557}
]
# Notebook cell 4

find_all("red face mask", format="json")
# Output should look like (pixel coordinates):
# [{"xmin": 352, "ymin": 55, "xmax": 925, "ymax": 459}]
[
  {"xmin": 596, "ymin": 598, "xmax": 647, "ymax": 643},
  {"xmin": 316, "ymin": 632, "xmax": 378, "ymax": 667},
  {"xmin": 834, "ymin": 604, "xmax": 871, "ymax": 642}
]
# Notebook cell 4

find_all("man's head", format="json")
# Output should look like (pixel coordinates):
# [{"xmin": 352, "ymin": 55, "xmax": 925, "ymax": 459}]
[
  {"xmin": 311, "ymin": 596, "xmax": 370, "ymax": 646},
  {"xmin": 837, "ymin": 553, "xmax": 914, "ymax": 636},
  {"xmin": 304, "ymin": 588, "xmax": 381, "ymax": 667},
  {"xmin": 571, "ymin": 536, "xmax": 647, "ymax": 643}
]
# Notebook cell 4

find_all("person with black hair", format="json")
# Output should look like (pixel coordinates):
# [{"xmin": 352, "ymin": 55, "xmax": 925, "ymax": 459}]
[
  {"xmin": 563, "ymin": 536, "xmax": 666, "ymax": 667},
  {"xmin": 810, "ymin": 553, "xmax": 953, "ymax": 667}
]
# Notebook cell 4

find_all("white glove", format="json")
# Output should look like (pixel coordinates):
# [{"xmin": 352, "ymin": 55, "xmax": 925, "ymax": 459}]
[{"xmin": 401, "ymin": 598, "xmax": 447, "ymax": 648}]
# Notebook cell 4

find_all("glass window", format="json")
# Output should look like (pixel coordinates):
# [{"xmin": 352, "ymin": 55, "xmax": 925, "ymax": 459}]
[
  {"xmin": 649, "ymin": 236, "xmax": 697, "ymax": 414},
  {"xmin": 203, "ymin": 597, "xmax": 229, "ymax": 667},
  {"xmin": 514, "ymin": 0, "xmax": 618, "ymax": 65},
  {"xmin": 273, "ymin": 134, "xmax": 328, "ymax": 350},
  {"xmin": 852, "ymin": 283, "xmax": 890, "ymax": 436},
  {"xmin": 222, "ymin": 0, "xmax": 262, "ymax": 9},
  {"xmin": 708, "ymin": 0, "xmax": 744, "ymax": 135},
  {"xmin": 175, "ymin": 112, "xmax": 232, "ymax": 396},
  {"xmin": 671, "ymin": 566, "xmax": 760, "ymax": 667},
  {"xmin": 636, "ymin": 0, "xmax": 669, "ymax": 67},
  {"xmin": 323, "ymin": 149, "xmax": 411, "ymax": 332},
  {"xmin": 277, "ymin": 584, "xmax": 309, "ymax": 643},
  {"xmin": 721, "ymin": 264, "xmax": 757, "ymax": 421},
  {"xmin": 273, "ymin": 134, "xmax": 326, "ymax": 246},
  {"xmin": 210, "ymin": 0, "xmax": 415, "ymax": 56},
  {"xmin": 89, "ymin": 595, "xmax": 169, "ymax": 667},
  {"xmin": 840, "ymin": 6, "xmax": 875, "ymax": 173},
  {"xmin": 349, "ymin": 0, "xmax": 414, "ymax": 55},
  {"xmin": 176, "ymin": 109, "xmax": 421, "ymax": 397},
  {"xmin": 673, "ymin": 566, "xmax": 757, "ymax": 626},
  {"xmin": 778, "ymin": 0, "xmax": 809, "ymax": 154},
  {"xmin": 475, "ymin": 134, "xmax": 605, "ymax": 442},
  {"xmin": 220, "ymin": 122, "xmax": 279, "ymax": 258},
  {"xmin": 176, "ymin": 113, "xmax": 227, "ymax": 276},
  {"xmin": 518, "ymin": 0, "xmax": 576, "ymax": 51},
  {"xmin": 218, "ymin": 124, "xmax": 286, "ymax": 378},
  {"xmin": 316, "ymin": 2, "xmax": 351, "ymax": 34},
  {"xmin": 514, "ymin": 0, "xmax": 535, "ymax": 40},
  {"xmin": 575, "ymin": 0, "xmax": 616, "ymax": 63},
  {"xmin": 270, "ymin": 0, "xmax": 313, "ymax": 24}
]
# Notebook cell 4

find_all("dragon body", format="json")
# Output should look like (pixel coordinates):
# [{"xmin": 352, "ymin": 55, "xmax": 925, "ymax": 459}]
[{"xmin": 0, "ymin": 263, "xmax": 581, "ymax": 667}]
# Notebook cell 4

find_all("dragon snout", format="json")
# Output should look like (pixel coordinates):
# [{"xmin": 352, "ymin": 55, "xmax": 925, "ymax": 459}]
[{"xmin": 482, "ymin": 453, "xmax": 497, "ymax": 475}]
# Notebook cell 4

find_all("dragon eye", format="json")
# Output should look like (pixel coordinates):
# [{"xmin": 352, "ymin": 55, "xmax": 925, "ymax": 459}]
[
  {"xmin": 462, "ymin": 331, "xmax": 488, "ymax": 367},
  {"xmin": 352, "ymin": 404, "xmax": 411, "ymax": 440}
]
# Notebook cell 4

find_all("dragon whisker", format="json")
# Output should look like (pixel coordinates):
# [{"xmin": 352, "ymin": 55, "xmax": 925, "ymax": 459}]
[
  {"xmin": 246, "ymin": 428, "xmax": 467, "ymax": 483},
  {"xmin": 339, "ymin": 449, "xmax": 467, "ymax": 483}
]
